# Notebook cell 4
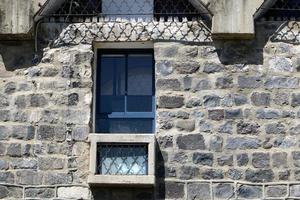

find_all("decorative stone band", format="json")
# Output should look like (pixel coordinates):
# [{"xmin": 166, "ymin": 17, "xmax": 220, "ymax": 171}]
[
  {"xmin": 271, "ymin": 21, "xmax": 300, "ymax": 44},
  {"xmin": 53, "ymin": 19, "xmax": 212, "ymax": 46}
]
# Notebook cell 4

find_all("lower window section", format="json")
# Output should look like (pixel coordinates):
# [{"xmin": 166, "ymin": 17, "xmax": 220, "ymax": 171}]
[
  {"xmin": 95, "ymin": 118, "xmax": 154, "ymax": 133},
  {"xmin": 97, "ymin": 144, "xmax": 148, "ymax": 175}
]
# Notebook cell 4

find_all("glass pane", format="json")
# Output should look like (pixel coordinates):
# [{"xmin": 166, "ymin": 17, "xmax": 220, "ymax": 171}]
[
  {"xmin": 96, "ymin": 118, "xmax": 154, "ymax": 133},
  {"xmin": 127, "ymin": 54, "xmax": 153, "ymax": 112},
  {"xmin": 97, "ymin": 144, "xmax": 148, "ymax": 175},
  {"xmin": 127, "ymin": 96, "xmax": 153, "ymax": 112},
  {"xmin": 98, "ymin": 55, "xmax": 126, "ymax": 113}
]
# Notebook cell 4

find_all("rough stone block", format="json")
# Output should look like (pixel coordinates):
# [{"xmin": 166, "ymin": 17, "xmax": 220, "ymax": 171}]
[
  {"xmin": 265, "ymin": 122, "xmax": 286, "ymax": 134},
  {"xmin": 57, "ymin": 187, "xmax": 90, "ymax": 199},
  {"xmin": 193, "ymin": 153, "xmax": 213, "ymax": 166},
  {"xmin": 213, "ymin": 183, "xmax": 234, "ymax": 200},
  {"xmin": 274, "ymin": 92, "xmax": 289, "ymax": 105},
  {"xmin": 176, "ymin": 120, "xmax": 195, "ymax": 132},
  {"xmin": 72, "ymin": 126, "xmax": 89, "ymax": 141},
  {"xmin": 202, "ymin": 169, "xmax": 224, "ymax": 180},
  {"xmin": 0, "ymin": 110, "xmax": 10, "ymax": 122},
  {"xmin": 16, "ymin": 170, "xmax": 42, "ymax": 185},
  {"xmin": 216, "ymin": 77, "xmax": 233, "ymax": 89},
  {"xmin": 11, "ymin": 158, "xmax": 37, "ymax": 169},
  {"xmin": 237, "ymin": 184, "xmax": 262, "ymax": 199},
  {"xmin": 163, "ymin": 182, "xmax": 185, "ymax": 199},
  {"xmin": 265, "ymin": 185, "xmax": 287, "ymax": 198},
  {"xmin": 225, "ymin": 109, "xmax": 243, "ymax": 119},
  {"xmin": 208, "ymin": 109, "xmax": 224, "ymax": 121},
  {"xmin": 12, "ymin": 125, "xmax": 35, "ymax": 140},
  {"xmin": 158, "ymin": 96, "xmax": 184, "ymax": 108},
  {"xmin": 268, "ymin": 56, "xmax": 293, "ymax": 72},
  {"xmin": 186, "ymin": 98, "xmax": 202, "ymax": 108},
  {"xmin": 209, "ymin": 135, "xmax": 223, "ymax": 152},
  {"xmin": 158, "ymin": 135, "xmax": 173, "ymax": 148},
  {"xmin": 265, "ymin": 77, "xmax": 299, "ymax": 89},
  {"xmin": 0, "ymin": 185, "xmax": 22, "ymax": 199},
  {"xmin": 292, "ymin": 93, "xmax": 300, "ymax": 107},
  {"xmin": 217, "ymin": 155, "xmax": 233, "ymax": 166},
  {"xmin": 0, "ymin": 172, "xmax": 14, "ymax": 184},
  {"xmin": 175, "ymin": 61, "xmax": 200, "ymax": 74},
  {"xmin": 226, "ymin": 169, "xmax": 243, "ymax": 180},
  {"xmin": 156, "ymin": 79, "xmax": 181, "ymax": 91},
  {"xmin": 4, "ymin": 82, "xmax": 17, "ymax": 94},
  {"xmin": 179, "ymin": 166, "xmax": 200, "ymax": 180},
  {"xmin": 7, "ymin": 143, "xmax": 21, "ymax": 157},
  {"xmin": 234, "ymin": 94, "xmax": 248, "ymax": 106},
  {"xmin": 177, "ymin": 134, "xmax": 205, "ymax": 150},
  {"xmin": 44, "ymin": 172, "xmax": 72, "ymax": 185},
  {"xmin": 237, "ymin": 153, "xmax": 249, "ymax": 166},
  {"xmin": 30, "ymin": 94, "xmax": 48, "ymax": 107},
  {"xmin": 187, "ymin": 183, "xmax": 211, "ymax": 200},
  {"xmin": 256, "ymin": 109, "xmax": 281, "ymax": 119},
  {"xmin": 245, "ymin": 169, "xmax": 274, "ymax": 182},
  {"xmin": 156, "ymin": 60, "xmax": 173, "ymax": 76},
  {"xmin": 290, "ymin": 184, "xmax": 300, "ymax": 197},
  {"xmin": 0, "ymin": 126, "xmax": 10, "ymax": 140},
  {"xmin": 38, "ymin": 157, "xmax": 65, "ymax": 170},
  {"xmin": 272, "ymin": 152, "xmax": 287, "ymax": 168},
  {"xmin": 192, "ymin": 79, "xmax": 211, "ymax": 91},
  {"xmin": 238, "ymin": 76, "xmax": 262, "ymax": 88},
  {"xmin": 225, "ymin": 137, "xmax": 261, "ymax": 150},
  {"xmin": 25, "ymin": 187, "xmax": 56, "ymax": 198},
  {"xmin": 251, "ymin": 92, "xmax": 271, "ymax": 106},
  {"xmin": 203, "ymin": 95, "xmax": 221, "ymax": 107},
  {"xmin": 252, "ymin": 153, "xmax": 270, "ymax": 168},
  {"xmin": 237, "ymin": 121, "xmax": 260, "ymax": 135}
]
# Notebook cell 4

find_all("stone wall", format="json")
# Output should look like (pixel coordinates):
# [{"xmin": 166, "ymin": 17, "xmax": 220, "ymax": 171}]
[{"xmin": 0, "ymin": 21, "xmax": 300, "ymax": 199}]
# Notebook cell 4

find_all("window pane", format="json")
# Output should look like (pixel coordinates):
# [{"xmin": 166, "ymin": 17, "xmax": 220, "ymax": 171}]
[
  {"xmin": 98, "ymin": 55, "xmax": 126, "ymax": 113},
  {"xmin": 127, "ymin": 54, "xmax": 153, "ymax": 95},
  {"xmin": 98, "ymin": 144, "xmax": 148, "ymax": 175},
  {"xmin": 96, "ymin": 119, "xmax": 154, "ymax": 133},
  {"xmin": 127, "ymin": 96, "xmax": 153, "ymax": 112}
]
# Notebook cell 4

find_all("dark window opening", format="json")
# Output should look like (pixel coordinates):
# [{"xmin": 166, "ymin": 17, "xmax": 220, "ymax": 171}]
[{"xmin": 95, "ymin": 49, "xmax": 155, "ymax": 133}]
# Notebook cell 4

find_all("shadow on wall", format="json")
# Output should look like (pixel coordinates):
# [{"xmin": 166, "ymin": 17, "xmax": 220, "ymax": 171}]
[
  {"xmin": 0, "ymin": 40, "xmax": 37, "ymax": 71},
  {"xmin": 212, "ymin": 21, "xmax": 287, "ymax": 65}
]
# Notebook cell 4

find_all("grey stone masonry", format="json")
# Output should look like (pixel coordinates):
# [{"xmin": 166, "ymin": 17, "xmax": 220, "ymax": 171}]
[{"xmin": 1, "ymin": 20, "xmax": 300, "ymax": 199}]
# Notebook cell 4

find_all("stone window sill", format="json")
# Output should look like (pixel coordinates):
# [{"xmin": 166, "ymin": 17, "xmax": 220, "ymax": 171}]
[{"xmin": 88, "ymin": 134, "xmax": 156, "ymax": 187}]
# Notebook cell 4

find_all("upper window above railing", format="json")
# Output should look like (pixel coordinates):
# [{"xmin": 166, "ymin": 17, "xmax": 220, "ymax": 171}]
[
  {"xmin": 256, "ymin": 0, "xmax": 300, "ymax": 21},
  {"xmin": 38, "ymin": 0, "xmax": 209, "ymax": 22}
]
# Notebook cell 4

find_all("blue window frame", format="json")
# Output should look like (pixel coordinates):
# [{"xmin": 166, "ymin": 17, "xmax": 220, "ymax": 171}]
[{"xmin": 95, "ymin": 49, "xmax": 155, "ymax": 133}]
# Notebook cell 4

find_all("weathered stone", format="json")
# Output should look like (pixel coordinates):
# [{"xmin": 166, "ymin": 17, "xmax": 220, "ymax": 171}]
[
  {"xmin": 183, "ymin": 76, "xmax": 192, "ymax": 90},
  {"xmin": 156, "ymin": 79, "xmax": 181, "ymax": 91},
  {"xmin": 199, "ymin": 120, "xmax": 213, "ymax": 132},
  {"xmin": 279, "ymin": 170, "xmax": 290, "ymax": 181},
  {"xmin": 209, "ymin": 135, "xmax": 223, "ymax": 152},
  {"xmin": 38, "ymin": 157, "xmax": 65, "ymax": 170},
  {"xmin": 68, "ymin": 93, "xmax": 79, "ymax": 106},
  {"xmin": 156, "ymin": 61, "xmax": 173, "ymax": 76},
  {"xmin": 272, "ymin": 152, "xmax": 287, "ymax": 168},
  {"xmin": 274, "ymin": 92, "xmax": 289, "ymax": 105},
  {"xmin": 265, "ymin": 122, "xmax": 286, "ymax": 134},
  {"xmin": 292, "ymin": 151, "xmax": 300, "ymax": 167},
  {"xmin": 237, "ymin": 153, "xmax": 249, "ymax": 166},
  {"xmin": 203, "ymin": 95, "xmax": 221, "ymax": 107},
  {"xmin": 208, "ymin": 109, "xmax": 224, "ymax": 121},
  {"xmin": 175, "ymin": 61, "xmax": 200, "ymax": 74},
  {"xmin": 179, "ymin": 166, "xmax": 199, "ymax": 180},
  {"xmin": 7, "ymin": 143, "xmax": 21, "ymax": 157},
  {"xmin": 216, "ymin": 77, "xmax": 233, "ymax": 89},
  {"xmin": 177, "ymin": 134, "xmax": 205, "ymax": 150},
  {"xmin": 192, "ymin": 79, "xmax": 211, "ymax": 91},
  {"xmin": 0, "ymin": 159, "xmax": 8, "ymax": 170},
  {"xmin": 179, "ymin": 46, "xmax": 198, "ymax": 58},
  {"xmin": 0, "ymin": 143, "xmax": 6, "ymax": 155},
  {"xmin": 290, "ymin": 184, "xmax": 300, "ymax": 197},
  {"xmin": 238, "ymin": 76, "xmax": 262, "ymax": 88},
  {"xmin": 42, "ymin": 67, "xmax": 59, "ymax": 77},
  {"xmin": 0, "ymin": 172, "xmax": 14, "ymax": 184},
  {"xmin": 245, "ymin": 169, "xmax": 274, "ymax": 182},
  {"xmin": 25, "ymin": 187, "xmax": 56, "ymax": 198},
  {"xmin": 186, "ymin": 98, "xmax": 201, "ymax": 108},
  {"xmin": 234, "ymin": 94, "xmax": 248, "ymax": 106},
  {"xmin": 163, "ymin": 182, "xmax": 184, "ymax": 199},
  {"xmin": 252, "ymin": 153, "xmax": 270, "ymax": 168},
  {"xmin": 251, "ymin": 92, "xmax": 271, "ymax": 106},
  {"xmin": 292, "ymin": 93, "xmax": 300, "ymax": 107},
  {"xmin": 193, "ymin": 153, "xmax": 213, "ymax": 166},
  {"xmin": 269, "ymin": 56, "xmax": 293, "ymax": 72},
  {"xmin": 30, "ymin": 94, "xmax": 48, "ymax": 107},
  {"xmin": 202, "ymin": 169, "xmax": 224, "ymax": 180},
  {"xmin": 265, "ymin": 185, "xmax": 287, "ymax": 198},
  {"xmin": 175, "ymin": 111, "xmax": 190, "ymax": 119},
  {"xmin": 158, "ymin": 135, "xmax": 173, "ymax": 148},
  {"xmin": 225, "ymin": 109, "xmax": 243, "ymax": 119},
  {"xmin": 171, "ymin": 152, "xmax": 188, "ymax": 164},
  {"xmin": 12, "ymin": 125, "xmax": 35, "ymax": 140},
  {"xmin": 237, "ymin": 185, "xmax": 262, "ymax": 199},
  {"xmin": 14, "ymin": 95, "xmax": 26, "ymax": 108},
  {"xmin": 16, "ymin": 170, "xmax": 43, "ymax": 185},
  {"xmin": 213, "ymin": 183, "xmax": 234, "ymax": 199},
  {"xmin": 61, "ymin": 66, "xmax": 74, "ymax": 78},
  {"xmin": 256, "ymin": 109, "xmax": 281, "ymax": 119},
  {"xmin": 176, "ymin": 120, "xmax": 195, "ymax": 132},
  {"xmin": 265, "ymin": 77, "xmax": 299, "ymax": 89},
  {"xmin": 44, "ymin": 172, "xmax": 72, "ymax": 185},
  {"xmin": 225, "ymin": 137, "xmax": 261, "ymax": 150},
  {"xmin": 158, "ymin": 96, "xmax": 184, "ymax": 108},
  {"xmin": 237, "ymin": 121, "xmax": 260, "ymax": 135},
  {"xmin": 187, "ymin": 183, "xmax": 211, "ymax": 200},
  {"xmin": 72, "ymin": 126, "xmax": 89, "ymax": 141},
  {"xmin": 0, "ymin": 110, "xmax": 10, "ymax": 122},
  {"xmin": 203, "ymin": 62, "xmax": 224, "ymax": 73},
  {"xmin": 0, "ymin": 94, "xmax": 9, "ymax": 108},
  {"xmin": 0, "ymin": 185, "xmax": 22, "ymax": 199},
  {"xmin": 217, "ymin": 155, "xmax": 233, "ymax": 166},
  {"xmin": 226, "ymin": 169, "xmax": 243, "ymax": 180},
  {"xmin": 11, "ymin": 158, "xmax": 37, "ymax": 169},
  {"xmin": 0, "ymin": 126, "xmax": 9, "ymax": 140},
  {"xmin": 4, "ymin": 82, "xmax": 17, "ymax": 94},
  {"xmin": 57, "ymin": 187, "xmax": 89, "ymax": 199},
  {"xmin": 218, "ymin": 121, "xmax": 233, "ymax": 134}
]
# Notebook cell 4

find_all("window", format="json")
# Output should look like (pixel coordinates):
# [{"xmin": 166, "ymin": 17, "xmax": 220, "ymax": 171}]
[
  {"xmin": 95, "ymin": 49, "xmax": 155, "ymax": 133},
  {"xmin": 89, "ymin": 43, "xmax": 156, "ymax": 186}
]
